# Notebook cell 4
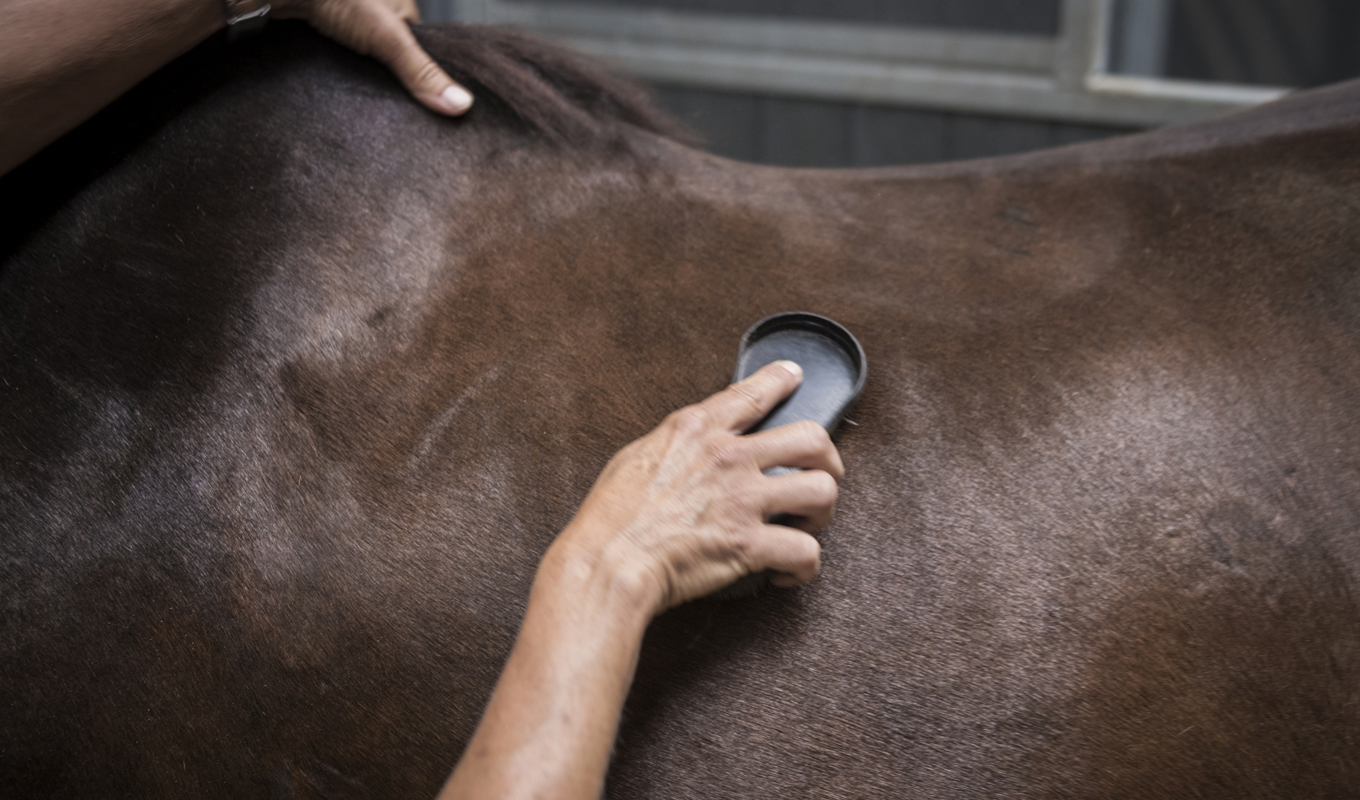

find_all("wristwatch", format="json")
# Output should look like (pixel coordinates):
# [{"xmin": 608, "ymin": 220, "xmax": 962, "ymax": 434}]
[{"xmin": 224, "ymin": 0, "xmax": 271, "ymax": 40}]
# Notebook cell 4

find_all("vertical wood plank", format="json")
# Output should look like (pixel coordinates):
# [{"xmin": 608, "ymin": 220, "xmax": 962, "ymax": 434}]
[
  {"xmin": 648, "ymin": 86, "xmax": 1133, "ymax": 167},
  {"xmin": 849, "ymin": 105, "xmax": 948, "ymax": 166},
  {"xmin": 522, "ymin": 0, "xmax": 1061, "ymax": 33},
  {"xmin": 947, "ymin": 114, "xmax": 1059, "ymax": 161},
  {"xmin": 648, "ymin": 85, "xmax": 762, "ymax": 162},
  {"xmin": 1051, "ymin": 121, "xmax": 1129, "ymax": 146},
  {"xmin": 758, "ymin": 97, "xmax": 853, "ymax": 167}
]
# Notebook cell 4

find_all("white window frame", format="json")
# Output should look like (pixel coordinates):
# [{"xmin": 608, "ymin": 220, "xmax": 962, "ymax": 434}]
[{"xmin": 423, "ymin": 0, "xmax": 1287, "ymax": 127}]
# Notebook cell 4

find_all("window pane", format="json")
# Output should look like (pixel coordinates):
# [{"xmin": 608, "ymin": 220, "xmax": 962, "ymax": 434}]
[{"xmin": 1112, "ymin": 0, "xmax": 1360, "ymax": 87}]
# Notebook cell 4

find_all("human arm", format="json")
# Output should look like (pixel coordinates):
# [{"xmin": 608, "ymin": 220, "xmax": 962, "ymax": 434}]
[
  {"xmin": 437, "ymin": 361, "xmax": 843, "ymax": 799},
  {"xmin": 0, "ymin": 0, "xmax": 471, "ymax": 177}
]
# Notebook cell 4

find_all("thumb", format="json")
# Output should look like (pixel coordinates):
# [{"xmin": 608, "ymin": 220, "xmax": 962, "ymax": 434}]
[{"xmin": 368, "ymin": 15, "xmax": 473, "ymax": 116}]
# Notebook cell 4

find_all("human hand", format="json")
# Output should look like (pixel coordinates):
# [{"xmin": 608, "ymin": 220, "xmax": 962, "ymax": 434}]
[
  {"xmin": 272, "ymin": 0, "xmax": 473, "ymax": 115},
  {"xmin": 550, "ymin": 361, "xmax": 844, "ymax": 615}
]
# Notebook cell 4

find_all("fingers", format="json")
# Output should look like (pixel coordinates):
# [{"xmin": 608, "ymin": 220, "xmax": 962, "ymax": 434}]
[
  {"xmin": 698, "ymin": 361, "xmax": 804, "ymax": 433},
  {"xmin": 761, "ymin": 468, "xmax": 838, "ymax": 530},
  {"xmin": 305, "ymin": 0, "xmax": 473, "ymax": 116},
  {"xmin": 754, "ymin": 476, "xmax": 830, "ymax": 588},
  {"xmin": 367, "ymin": 13, "xmax": 473, "ymax": 115},
  {"xmin": 563, "ymin": 356, "xmax": 843, "ymax": 609},
  {"xmin": 744, "ymin": 420, "xmax": 844, "ymax": 481},
  {"xmin": 744, "ymin": 525, "xmax": 821, "ymax": 586}
]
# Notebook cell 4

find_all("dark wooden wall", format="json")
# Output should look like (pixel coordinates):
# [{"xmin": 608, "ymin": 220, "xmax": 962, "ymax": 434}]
[
  {"xmin": 433, "ymin": 1, "xmax": 1359, "ymax": 168},
  {"xmin": 649, "ymin": 88, "xmax": 1130, "ymax": 167},
  {"xmin": 533, "ymin": 0, "xmax": 1061, "ymax": 35},
  {"xmin": 596, "ymin": 0, "xmax": 1120, "ymax": 167},
  {"xmin": 1164, "ymin": 0, "xmax": 1360, "ymax": 87}
]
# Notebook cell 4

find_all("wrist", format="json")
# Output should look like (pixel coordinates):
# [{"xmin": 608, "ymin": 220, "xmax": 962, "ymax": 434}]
[{"xmin": 537, "ymin": 533, "xmax": 663, "ymax": 630}]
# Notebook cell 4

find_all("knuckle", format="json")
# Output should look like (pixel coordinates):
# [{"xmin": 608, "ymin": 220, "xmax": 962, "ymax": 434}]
[
  {"xmin": 712, "ymin": 491, "xmax": 758, "ymax": 526},
  {"xmin": 666, "ymin": 405, "xmax": 710, "ymax": 437},
  {"xmin": 723, "ymin": 524, "xmax": 758, "ymax": 565},
  {"xmin": 412, "ymin": 58, "xmax": 445, "ymax": 88},
  {"xmin": 704, "ymin": 437, "xmax": 749, "ymax": 471},
  {"xmin": 725, "ymin": 380, "xmax": 765, "ymax": 413},
  {"xmin": 794, "ymin": 420, "xmax": 831, "ymax": 448}
]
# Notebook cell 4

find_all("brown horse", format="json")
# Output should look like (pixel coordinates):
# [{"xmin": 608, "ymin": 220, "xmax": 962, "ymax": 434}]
[{"xmin": 1, "ymin": 21, "xmax": 1357, "ymax": 798}]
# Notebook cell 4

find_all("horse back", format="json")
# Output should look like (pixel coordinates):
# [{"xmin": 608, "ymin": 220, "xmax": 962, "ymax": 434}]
[{"xmin": 1, "ymin": 23, "xmax": 1358, "ymax": 798}]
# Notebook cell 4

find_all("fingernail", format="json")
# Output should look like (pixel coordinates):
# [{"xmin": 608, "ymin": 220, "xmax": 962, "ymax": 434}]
[
  {"xmin": 777, "ymin": 360, "xmax": 802, "ymax": 378},
  {"xmin": 440, "ymin": 84, "xmax": 473, "ymax": 114}
]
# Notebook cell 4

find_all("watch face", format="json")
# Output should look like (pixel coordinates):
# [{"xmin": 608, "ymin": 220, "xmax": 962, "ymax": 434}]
[
  {"xmin": 225, "ymin": 0, "xmax": 270, "ymax": 36},
  {"xmin": 226, "ymin": 0, "xmax": 269, "ymax": 21}
]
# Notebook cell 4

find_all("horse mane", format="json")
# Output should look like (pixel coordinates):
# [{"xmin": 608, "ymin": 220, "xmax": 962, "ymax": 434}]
[{"xmin": 412, "ymin": 23, "xmax": 690, "ymax": 147}]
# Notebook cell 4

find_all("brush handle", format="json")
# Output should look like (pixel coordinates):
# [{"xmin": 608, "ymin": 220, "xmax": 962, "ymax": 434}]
[{"xmin": 715, "ymin": 313, "xmax": 865, "ymax": 601}]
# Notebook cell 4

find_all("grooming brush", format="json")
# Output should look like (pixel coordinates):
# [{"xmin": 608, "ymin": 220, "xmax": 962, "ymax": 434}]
[{"xmin": 715, "ymin": 312, "xmax": 866, "ymax": 599}]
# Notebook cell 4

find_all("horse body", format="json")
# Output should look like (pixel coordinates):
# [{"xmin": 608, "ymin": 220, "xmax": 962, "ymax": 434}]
[{"xmin": 1, "ymin": 23, "xmax": 1357, "ymax": 798}]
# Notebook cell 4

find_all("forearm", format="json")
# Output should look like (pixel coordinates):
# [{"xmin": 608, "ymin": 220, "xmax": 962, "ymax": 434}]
[
  {"xmin": 439, "ymin": 361, "xmax": 837, "ymax": 798},
  {"xmin": 438, "ymin": 534, "xmax": 656, "ymax": 800},
  {"xmin": 0, "ymin": 0, "xmax": 225, "ymax": 176},
  {"xmin": 2, "ymin": 0, "xmax": 472, "ymax": 177}
]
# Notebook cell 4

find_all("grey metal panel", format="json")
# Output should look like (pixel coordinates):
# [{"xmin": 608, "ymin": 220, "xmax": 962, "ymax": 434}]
[
  {"xmin": 1112, "ymin": 0, "xmax": 1171, "ymax": 76},
  {"xmin": 417, "ymin": 1, "xmax": 1350, "ymax": 167},
  {"xmin": 648, "ymin": 85, "xmax": 761, "ymax": 161},
  {"xmin": 849, "ymin": 105, "xmax": 948, "ymax": 166},
  {"xmin": 461, "ymin": 3, "xmax": 1058, "ymax": 73},
  {"xmin": 524, "ymin": 0, "xmax": 1063, "ymax": 35},
  {"xmin": 421, "ymin": 0, "xmax": 459, "ymax": 22},
  {"xmin": 574, "ymin": 35, "xmax": 1281, "ymax": 126},
  {"xmin": 648, "ymin": 85, "xmax": 1134, "ymax": 167},
  {"xmin": 446, "ymin": 0, "xmax": 1288, "ymax": 127},
  {"xmin": 950, "ymin": 114, "xmax": 1062, "ymax": 160},
  {"xmin": 1164, "ymin": 0, "xmax": 1360, "ymax": 87},
  {"xmin": 759, "ymin": 97, "xmax": 853, "ymax": 168},
  {"xmin": 1050, "ymin": 119, "xmax": 1129, "ymax": 146}
]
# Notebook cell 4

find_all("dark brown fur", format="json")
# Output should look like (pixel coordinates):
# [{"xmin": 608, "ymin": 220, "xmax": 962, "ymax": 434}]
[{"xmin": 1, "ymin": 21, "xmax": 1357, "ymax": 799}]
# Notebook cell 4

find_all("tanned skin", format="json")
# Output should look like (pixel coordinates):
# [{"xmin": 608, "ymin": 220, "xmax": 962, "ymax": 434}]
[
  {"xmin": 0, "ymin": 0, "xmax": 472, "ymax": 176},
  {"xmin": 438, "ymin": 361, "xmax": 840, "ymax": 799}
]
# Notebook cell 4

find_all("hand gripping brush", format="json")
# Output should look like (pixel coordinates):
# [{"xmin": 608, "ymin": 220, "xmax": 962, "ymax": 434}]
[{"xmin": 715, "ymin": 312, "xmax": 866, "ymax": 599}]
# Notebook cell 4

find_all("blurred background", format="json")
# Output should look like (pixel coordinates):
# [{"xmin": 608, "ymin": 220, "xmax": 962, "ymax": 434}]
[{"xmin": 418, "ymin": 0, "xmax": 1360, "ymax": 166}]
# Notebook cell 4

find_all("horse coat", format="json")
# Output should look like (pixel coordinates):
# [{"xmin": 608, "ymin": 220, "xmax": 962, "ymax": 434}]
[{"xmin": 1, "ymin": 22, "xmax": 1357, "ymax": 798}]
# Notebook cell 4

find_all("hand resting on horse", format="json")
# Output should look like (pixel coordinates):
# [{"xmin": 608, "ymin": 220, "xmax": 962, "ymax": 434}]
[
  {"xmin": 0, "ymin": 0, "xmax": 472, "ymax": 177},
  {"xmin": 437, "ymin": 360, "xmax": 843, "ymax": 799}
]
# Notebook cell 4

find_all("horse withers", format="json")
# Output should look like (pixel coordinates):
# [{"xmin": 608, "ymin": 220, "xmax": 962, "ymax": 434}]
[{"xmin": 1, "ymin": 21, "xmax": 1357, "ymax": 798}]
